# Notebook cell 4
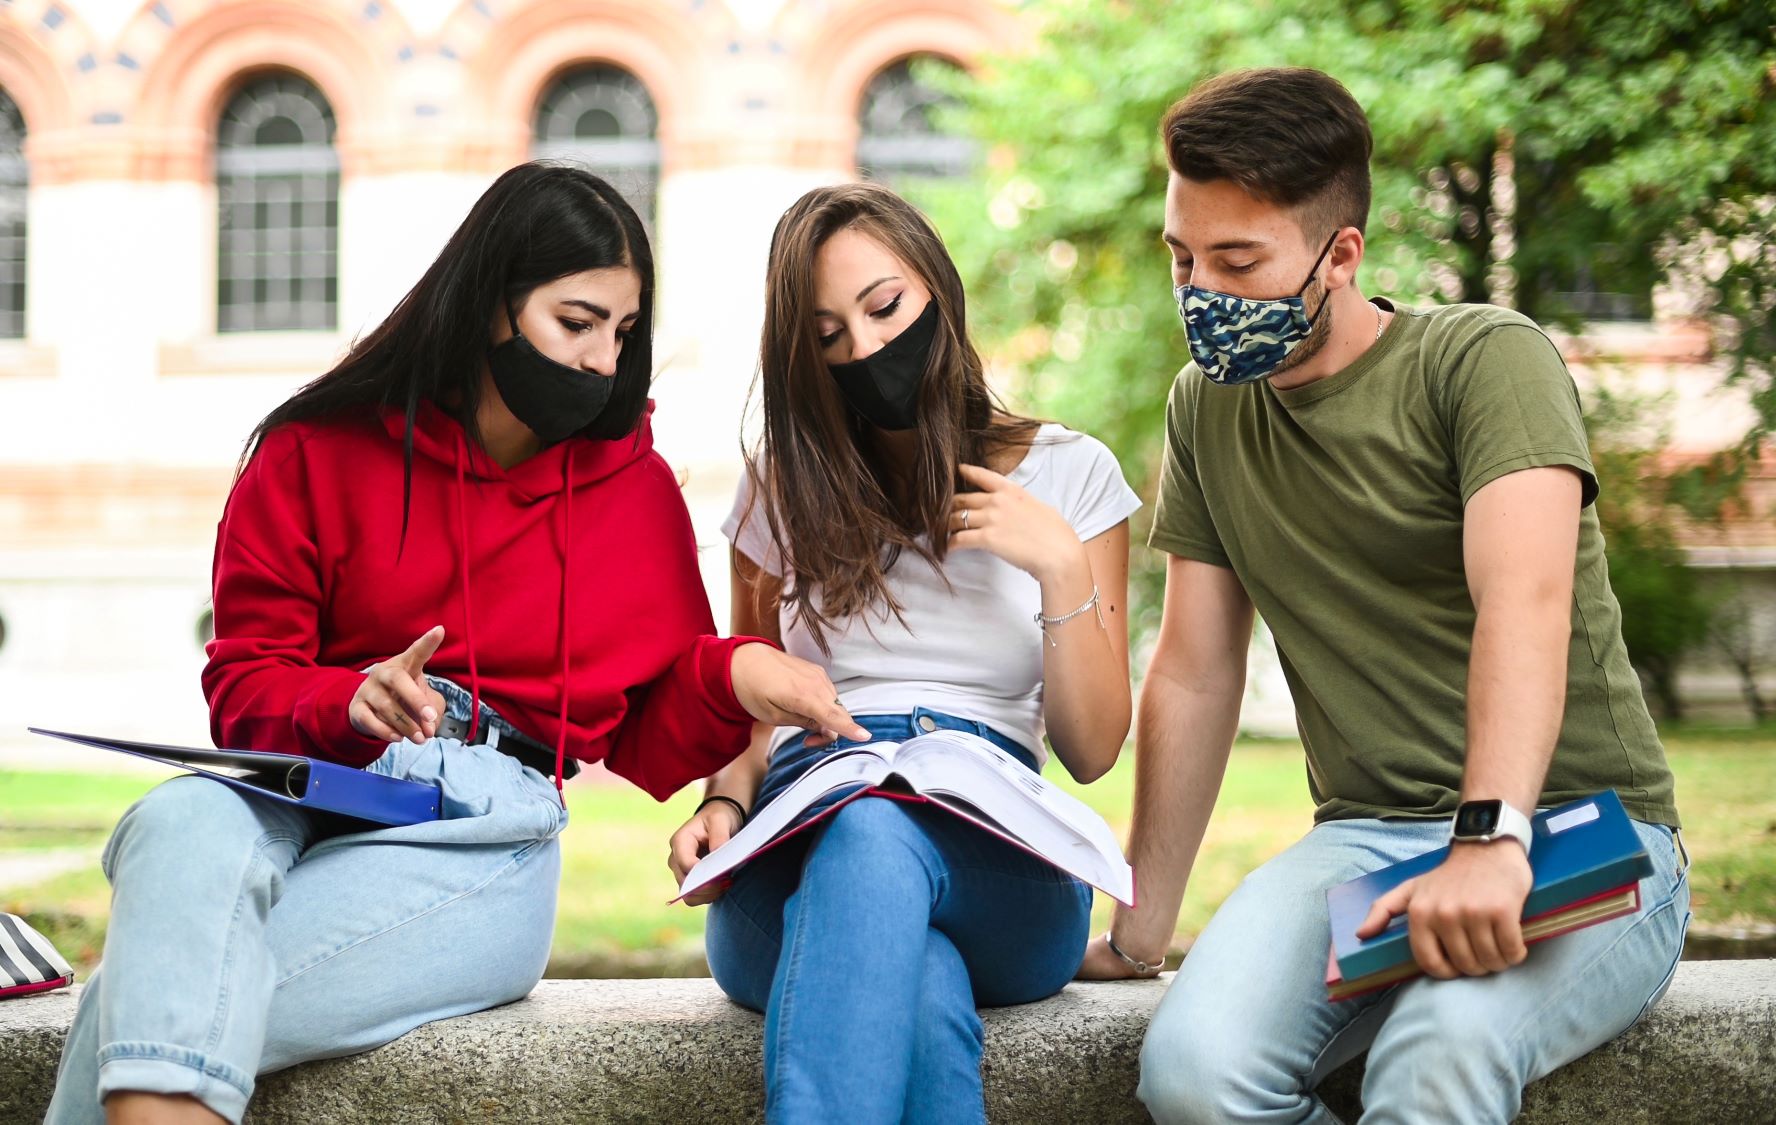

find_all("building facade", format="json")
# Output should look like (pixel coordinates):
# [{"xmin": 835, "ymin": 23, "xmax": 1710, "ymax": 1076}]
[
  {"xmin": 0, "ymin": 0, "xmax": 1024, "ymax": 756},
  {"xmin": 0, "ymin": 0, "xmax": 1765, "ymax": 763}
]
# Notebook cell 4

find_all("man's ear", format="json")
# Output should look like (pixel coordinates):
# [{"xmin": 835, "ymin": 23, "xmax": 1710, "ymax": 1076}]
[{"xmin": 1324, "ymin": 226, "xmax": 1365, "ymax": 292}]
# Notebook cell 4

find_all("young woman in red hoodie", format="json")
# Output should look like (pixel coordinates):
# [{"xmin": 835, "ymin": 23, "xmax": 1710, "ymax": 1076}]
[{"xmin": 47, "ymin": 164, "xmax": 862, "ymax": 1125}]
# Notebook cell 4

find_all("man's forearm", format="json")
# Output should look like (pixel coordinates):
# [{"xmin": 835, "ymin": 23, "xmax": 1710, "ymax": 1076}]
[
  {"xmin": 1110, "ymin": 666, "xmax": 1245, "ymax": 961},
  {"xmin": 1461, "ymin": 588, "xmax": 1572, "ymax": 814}
]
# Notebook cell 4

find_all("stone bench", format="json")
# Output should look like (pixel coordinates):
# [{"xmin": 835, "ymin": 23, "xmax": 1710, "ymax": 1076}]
[{"xmin": 2, "ymin": 961, "xmax": 1771, "ymax": 1122}]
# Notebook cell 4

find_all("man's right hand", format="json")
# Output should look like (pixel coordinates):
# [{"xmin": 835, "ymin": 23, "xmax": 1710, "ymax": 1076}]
[{"xmin": 350, "ymin": 626, "xmax": 449, "ymax": 745}]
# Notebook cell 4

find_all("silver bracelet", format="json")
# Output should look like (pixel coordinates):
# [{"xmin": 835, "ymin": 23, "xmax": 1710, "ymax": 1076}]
[
  {"xmin": 1034, "ymin": 585, "xmax": 1104, "ymax": 647},
  {"xmin": 1105, "ymin": 930, "xmax": 1166, "ymax": 975}
]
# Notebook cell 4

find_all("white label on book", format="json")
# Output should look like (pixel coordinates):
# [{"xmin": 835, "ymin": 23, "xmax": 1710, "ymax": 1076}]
[{"xmin": 1546, "ymin": 802, "xmax": 1600, "ymax": 834}]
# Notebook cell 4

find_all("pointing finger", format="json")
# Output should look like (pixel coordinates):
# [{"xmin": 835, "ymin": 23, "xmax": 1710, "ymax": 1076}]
[{"xmin": 397, "ymin": 625, "xmax": 445, "ymax": 676}]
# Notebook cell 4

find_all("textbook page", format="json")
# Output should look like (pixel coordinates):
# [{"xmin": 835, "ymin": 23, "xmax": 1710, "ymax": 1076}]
[{"xmin": 678, "ymin": 730, "xmax": 1134, "ymax": 905}]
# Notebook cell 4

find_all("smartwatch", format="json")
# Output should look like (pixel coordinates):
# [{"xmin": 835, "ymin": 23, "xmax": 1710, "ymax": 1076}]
[{"xmin": 1450, "ymin": 799, "xmax": 1534, "ymax": 855}]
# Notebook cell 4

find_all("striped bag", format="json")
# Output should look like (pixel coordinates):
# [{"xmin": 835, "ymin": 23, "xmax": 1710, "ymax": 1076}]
[{"xmin": 0, "ymin": 913, "xmax": 74, "ymax": 999}]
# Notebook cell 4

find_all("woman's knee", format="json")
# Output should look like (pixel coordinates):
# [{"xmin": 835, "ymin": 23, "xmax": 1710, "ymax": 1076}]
[
  {"xmin": 800, "ymin": 799, "xmax": 936, "ymax": 907},
  {"xmin": 822, "ymin": 796, "xmax": 922, "ymax": 846},
  {"xmin": 104, "ymin": 776, "xmax": 286, "ymax": 880},
  {"xmin": 811, "ymin": 798, "xmax": 930, "ymax": 871}
]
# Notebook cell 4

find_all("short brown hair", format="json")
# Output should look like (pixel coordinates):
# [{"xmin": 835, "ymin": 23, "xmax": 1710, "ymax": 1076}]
[{"xmin": 1161, "ymin": 68, "xmax": 1373, "ymax": 239}]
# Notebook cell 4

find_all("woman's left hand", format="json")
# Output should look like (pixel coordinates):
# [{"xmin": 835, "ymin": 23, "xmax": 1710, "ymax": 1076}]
[{"xmin": 948, "ymin": 463, "xmax": 1084, "ymax": 582}]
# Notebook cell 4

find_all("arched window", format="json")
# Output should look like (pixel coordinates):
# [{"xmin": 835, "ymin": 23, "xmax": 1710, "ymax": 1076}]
[
  {"xmin": 856, "ymin": 57, "xmax": 974, "ymax": 186},
  {"xmin": 216, "ymin": 73, "xmax": 339, "ymax": 333},
  {"xmin": 0, "ymin": 88, "xmax": 26, "ymax": 340},
  {"xmin": 532, "ymin": 65, "xmax": 661, "ymax": 232}
]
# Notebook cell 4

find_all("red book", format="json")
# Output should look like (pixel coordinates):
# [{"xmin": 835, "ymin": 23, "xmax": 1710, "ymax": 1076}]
[{"xmin": 1325, "ymin": 883, "xmax": 1642, "ymax": 1001}]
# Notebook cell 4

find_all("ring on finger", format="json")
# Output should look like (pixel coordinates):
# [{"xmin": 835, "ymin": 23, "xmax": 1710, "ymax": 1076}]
[{"xmin": 962, "ymin": 509, "xmax": 971, "ymax": 530}]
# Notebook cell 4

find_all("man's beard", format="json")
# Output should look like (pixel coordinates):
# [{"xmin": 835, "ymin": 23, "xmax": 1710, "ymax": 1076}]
[{"xmin": 1269, "ymin": 281, "xmax": 1334, "ymax": 379}]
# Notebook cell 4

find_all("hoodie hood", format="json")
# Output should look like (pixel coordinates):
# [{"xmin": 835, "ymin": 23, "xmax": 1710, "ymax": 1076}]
[{"xmin": 380, "ymin": 397, "xmax": 658, "ymax": 502}]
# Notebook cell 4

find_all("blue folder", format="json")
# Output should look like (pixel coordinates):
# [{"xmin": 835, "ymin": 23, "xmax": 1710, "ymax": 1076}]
[
  {"xmin": 1327, "ymin": 790, "xmax": 1652, "ymax": 983},
  {"xmin": 28, "ymin": 728, "xmax": 442, "ymax": 829}
]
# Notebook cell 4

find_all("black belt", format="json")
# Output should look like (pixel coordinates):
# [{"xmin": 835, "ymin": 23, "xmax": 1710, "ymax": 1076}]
[{"xmin": 436, "ymin": 712, "xmax": 581, "ymax": 781}]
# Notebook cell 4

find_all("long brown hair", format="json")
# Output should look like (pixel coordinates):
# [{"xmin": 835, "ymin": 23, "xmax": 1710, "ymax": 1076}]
[
  {"xmin": 239, "ymin": 163, "xmax": 655, "ymax": 553},
  {"xmin": 747, "ymin": 182, "xmax": 1039, "ymax": 653}
]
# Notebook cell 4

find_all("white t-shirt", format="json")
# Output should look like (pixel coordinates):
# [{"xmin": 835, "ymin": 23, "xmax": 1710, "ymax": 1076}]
[{"xmin": 722, "ymin": 424, "xmax": 1143, "ymax": 766}]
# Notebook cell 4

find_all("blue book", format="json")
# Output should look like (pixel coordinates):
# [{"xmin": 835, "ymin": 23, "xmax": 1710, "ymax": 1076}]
[
  {"xmin": 28, "ymin": 728, "xmax": 442, "ymax": 829},
  {"xmin": 1327, "ymin": 790, "xmax": 1652, "ymax": 989}
]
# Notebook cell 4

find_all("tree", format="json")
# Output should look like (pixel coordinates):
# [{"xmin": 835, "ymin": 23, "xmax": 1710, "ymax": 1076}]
[
  {"xmin": 916, "ymin": 0, "xmax": 1775, "ymax": 636},
  {"xmin": 1705, "ymin": 576, "xmax": 1773, "ymax": 725},
  {"xmin": 919, "ymin": 0, "xmax": 1776, "ymax": 488}
]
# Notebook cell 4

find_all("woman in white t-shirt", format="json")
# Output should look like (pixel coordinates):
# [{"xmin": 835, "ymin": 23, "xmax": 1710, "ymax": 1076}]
[{"xmin": 667, "ymin": 182, "xmax": 1140, "ymax": 1124}]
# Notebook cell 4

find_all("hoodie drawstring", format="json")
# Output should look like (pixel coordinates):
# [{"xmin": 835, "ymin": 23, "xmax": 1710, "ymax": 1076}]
[
  {"xmin": 553, "ymin": 444, "xmax": 574, "ymax": 803},
  {"xmin": 454, "ymin": 429, "xmax": 572, "ymax": 807},
  {"xmin": 454, "ymin": 434, "xmax": 483, "ymax": 734}
]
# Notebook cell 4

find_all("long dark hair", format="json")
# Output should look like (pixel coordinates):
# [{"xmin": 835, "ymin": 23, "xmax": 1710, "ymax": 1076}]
[
  {"xmin": 750, "ymin": 182, "xmax": 1039, "ymax": 653},
  {"xmin": 239, "ymin": 162, "xmax": 655, "ymax": 540}
]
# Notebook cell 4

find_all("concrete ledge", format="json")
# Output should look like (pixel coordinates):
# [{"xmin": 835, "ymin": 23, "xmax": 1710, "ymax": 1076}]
[{"xmin": 2, "ymin": 962, "xmax": 1771, "ymax": 1122}]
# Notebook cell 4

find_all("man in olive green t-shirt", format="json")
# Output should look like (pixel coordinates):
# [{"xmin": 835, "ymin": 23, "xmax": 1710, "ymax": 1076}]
[{"xmin": 1082, "ymin": 69, "xmax": 1690, "ymax": 1125}]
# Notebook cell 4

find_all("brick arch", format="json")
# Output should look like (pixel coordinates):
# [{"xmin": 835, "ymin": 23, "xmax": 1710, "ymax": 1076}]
[
  {"xmin": 449, "ymin": 0, "xmax": 704, "ymax": 173},
  {"xmin": 787, "ymin": 0, "xmax": 1022, "ymax": 171},
  {"xmin": 0, "ymin": 21, "xmax": 72, "ymax": 133},
  {"xmin": 125, "ymin": 0, "xmax": 411, "ymax": 180},
  {"xmin": 0, "ymin": 2, "xmax": 102, "ymax": 182}
]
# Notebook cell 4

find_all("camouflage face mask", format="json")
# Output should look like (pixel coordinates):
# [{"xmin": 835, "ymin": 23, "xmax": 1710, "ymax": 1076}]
[{"xmin": 1174, "ymin": 233, "xmax": 1337, "ymax": 386}]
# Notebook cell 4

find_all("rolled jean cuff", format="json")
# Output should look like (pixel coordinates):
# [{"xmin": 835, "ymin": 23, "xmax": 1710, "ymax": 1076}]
[{"xmin": 98, "ymin": 1042, "xmax": 253, "ymax": 1125}]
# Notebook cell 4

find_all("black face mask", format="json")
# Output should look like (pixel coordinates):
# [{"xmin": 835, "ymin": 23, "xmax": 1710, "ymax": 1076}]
[
  {"xmin": 487, "ymin": 308, "xmax": 616, "ymax": 445},
  {"xmin": 826, "ymin": 299, "xmax": 939, "ymax": 431}
]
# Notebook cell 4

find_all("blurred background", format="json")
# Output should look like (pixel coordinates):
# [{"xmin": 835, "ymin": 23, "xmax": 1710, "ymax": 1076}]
[{"xmin": 1, "ymin": 0, "xmax": 1772, "ymax": 975}]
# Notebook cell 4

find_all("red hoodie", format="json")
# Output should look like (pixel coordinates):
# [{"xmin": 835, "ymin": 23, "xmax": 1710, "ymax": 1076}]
[{"xmin": 201, "ymin": 399, "xmax": 763, "ymax": 801}]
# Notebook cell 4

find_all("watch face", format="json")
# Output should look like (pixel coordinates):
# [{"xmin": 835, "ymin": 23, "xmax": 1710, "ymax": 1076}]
[{"xmin": 1454, "ymin": 800, "xmax": 1503, "ymax": 838}]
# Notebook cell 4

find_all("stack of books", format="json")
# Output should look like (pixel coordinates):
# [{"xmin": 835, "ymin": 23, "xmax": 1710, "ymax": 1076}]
[{"xmin": 1326, "ymin": 790, "xmax": 1651, "ymax": 1000}]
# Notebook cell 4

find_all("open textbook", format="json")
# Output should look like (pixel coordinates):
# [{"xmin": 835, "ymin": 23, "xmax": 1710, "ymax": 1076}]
[{"xmin": 678, "ymin": 729, "xmax": 1135, "ymax": 906}]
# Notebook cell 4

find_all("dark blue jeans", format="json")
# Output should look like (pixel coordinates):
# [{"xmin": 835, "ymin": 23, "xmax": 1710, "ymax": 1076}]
[{"xmin": 706, "ymin": 708, "xmax": 1092, "ymax": 1124}]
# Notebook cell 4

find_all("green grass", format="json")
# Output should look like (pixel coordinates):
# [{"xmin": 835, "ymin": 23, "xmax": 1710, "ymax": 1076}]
[
  {"xmin": 4, "ymin": 728, "xmax": 1773, "ymax": 976},
  {"xmin": 0, "ymin": 770, "xmax": 169, "ymax": 827},
  {"xmin": 1658, "ymin": 729, "xmax": 1776, "ymax": 928}
]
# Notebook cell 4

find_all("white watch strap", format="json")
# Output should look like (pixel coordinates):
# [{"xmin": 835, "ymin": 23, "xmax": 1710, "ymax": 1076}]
[
  {"xmin": 1493, "ymin": 801, "xmax": 1534, "ymax": 854},
  {"xmin": 1451, "ymin": 801, "xmax": 1535, "ymax": 855}
]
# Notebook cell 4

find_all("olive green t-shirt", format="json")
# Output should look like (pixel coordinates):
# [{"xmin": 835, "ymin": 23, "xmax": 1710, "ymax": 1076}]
[{"xmin": 1150, "ymin": 300, "xmax": 1679, "ymax": 827}]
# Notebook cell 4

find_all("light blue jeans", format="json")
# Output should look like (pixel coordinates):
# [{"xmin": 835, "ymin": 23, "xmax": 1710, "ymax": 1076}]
[
  {"xmin": 45, "ymin": 729, "xmax": 567, "ymax": 1124},
  {"xmin": 706, "ymin": 709, "xmax": 1093, "ymax": 1124},
  {"xmin": 1138, "ymin": 816, "xmax": 1689, "ymax": 1125}
]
